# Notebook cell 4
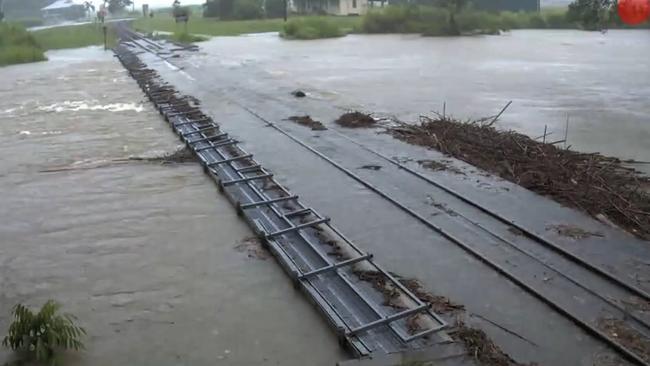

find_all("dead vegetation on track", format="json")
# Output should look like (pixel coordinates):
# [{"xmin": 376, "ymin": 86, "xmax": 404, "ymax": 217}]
[
  {"xmin": 352, "ymin": 269, "xmax": 532, "ymax": 366},
  {"xmin": 388, "ymin": 115, "xmax": 650, "ymax": 240},
  {"xmin": 129, "ymin": 146, "xmax": 195, "ymax": 163},
  {"xmin": 598, "ymin": 318, "xmax": 650, "ymax": 363},
  {"xmin": 287, "ymin": 115, "xmax": 327, "ymax": 131},
  {"xmin": 335, "ymin": 111, "xmax": 377, "ymax": 128}
]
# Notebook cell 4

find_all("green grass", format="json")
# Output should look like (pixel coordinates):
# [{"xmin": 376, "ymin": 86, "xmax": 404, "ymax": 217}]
[
  {"xmin": 173, "ymin": 31, "xmax": 210, "ymax": 43},
  {"xmin": 281, "ymin": 17, "xmax": 351, "ymax": 39},
  {"xmin": 361, "ymin": 5, "xmax": 648, "ymax": 35},
  {"xmin": 12, "ymin": 18, "xmax": 45, "ymax": 28},
  {"xmin": 31, "ymin": 24, "xmax": 116, "ymax": 50},
  {"xmin": 0, "ymin": 23, "xmax": 47, "ymax": 66},
  {"xmin": 361, "ymin": 5, "xmax": 578, "ymax": 36},
  {"xmin": 134, "ymin": 16, "xmax": 361, "ymax": 37}
]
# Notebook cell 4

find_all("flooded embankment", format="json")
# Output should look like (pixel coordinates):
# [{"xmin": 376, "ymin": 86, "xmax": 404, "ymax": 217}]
[{"xmin": 0, "ymin": 47, "xmax": 343, "ymax": 365}]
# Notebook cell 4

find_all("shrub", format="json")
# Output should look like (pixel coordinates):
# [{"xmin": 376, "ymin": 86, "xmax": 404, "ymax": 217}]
[
  {"xmin": 14, "ymin": 18, "xmax": 45, "ymax": 28},
  {"xmin": 526, "ymin": 12, "xmax": 548, "ymax": 28},
  {"xmin": 0, "ymin": 23, "xmax": 46, "ymax": 66},
  {"xmin": 543, "ymin": 8, "xmax": 573, "ymax": 29},
  {"xmin": 2, "ymin": 300, "xmax": 85, "ymax": 363},
  {"xmin": 362, "ymin": 6, "xmax": 432, "ymax": 33},
  {"xmin": 282, "ymin": 17, "xmax": 345, "ymax": 39},
  {"xmin": 0, "ymin": 45, "xmax": 47, "ymax": 66}
]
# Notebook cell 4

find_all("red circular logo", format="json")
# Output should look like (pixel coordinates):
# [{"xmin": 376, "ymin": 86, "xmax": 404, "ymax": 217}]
[{"xmin": 618, "ymin": 0, "xmax": 650, "ymax": 25}]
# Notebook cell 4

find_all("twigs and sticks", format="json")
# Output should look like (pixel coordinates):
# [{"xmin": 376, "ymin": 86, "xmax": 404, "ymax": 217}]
[{"xmin": 388, "ymin": 112, "xmax": 650, "ymax": 240}]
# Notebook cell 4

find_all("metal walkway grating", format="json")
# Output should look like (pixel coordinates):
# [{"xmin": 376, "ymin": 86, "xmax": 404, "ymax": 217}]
[{"xmin": 115, "ymin": 43, "xmax": 453, "ymax": 359}]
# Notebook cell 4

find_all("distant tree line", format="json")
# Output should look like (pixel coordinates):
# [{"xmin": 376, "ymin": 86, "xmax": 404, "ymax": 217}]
[
  {"xmin": 565, "ymin": 0, "xmax": 647, "ymax": 30},
  {"xmin": 203, "ymin": 0, "xmax": 285, "ymax": 19}
]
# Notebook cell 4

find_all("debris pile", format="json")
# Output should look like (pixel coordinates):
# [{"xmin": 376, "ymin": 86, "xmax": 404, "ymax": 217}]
[
  {"xmin": 129, "ymin": 146, "xmax": 195, "ymax": 164},
  {"xmin": 389, "ymin": 115, "xmax": 650, "ymax": 240},
  {"xmin": 398, "ymin": 278, "xmax": 465, "ymax": 314},
  {"xmin": 598, "ymin": 318, "xmax": 650, "ymax": 363},
  {"xmin": 353, "ymin": 270, "xmax": 531, "ymax": 365},
  {"xmin": 453, "ymin": 322, "xmax": 524, "ymax": 366},
  {"xmin": 287, "ymin": 115, "xmax": 327, "ymax": 131},
  {"xmin": 335, "ymin": 111, "xmax": 376, "ymax": 128}
]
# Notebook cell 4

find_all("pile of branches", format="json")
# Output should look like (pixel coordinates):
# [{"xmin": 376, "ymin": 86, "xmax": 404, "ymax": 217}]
[{"xmin": 389, "ymin": 115, "xmax": 650, "ymax": 240}]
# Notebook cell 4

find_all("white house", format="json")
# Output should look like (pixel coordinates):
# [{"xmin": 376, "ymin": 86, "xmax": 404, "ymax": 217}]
[
  {"xmin": 293, "ymin": 0, "xmax": 369, "ymax": 16},
  {"xmin": 41, "ymin": 0, "xmax": 86, "ymax": 21}
]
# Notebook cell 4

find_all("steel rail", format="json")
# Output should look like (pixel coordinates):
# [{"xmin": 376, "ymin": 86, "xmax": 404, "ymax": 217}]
[{"xmin": 233, "ymin": 103, "xmax": 650, "ymax": 366}]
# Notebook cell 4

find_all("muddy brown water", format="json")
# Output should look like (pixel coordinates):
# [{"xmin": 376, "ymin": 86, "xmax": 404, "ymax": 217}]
[{"xmin": 0, "ymin": 47, "xmax": 344, "ymax": 365}]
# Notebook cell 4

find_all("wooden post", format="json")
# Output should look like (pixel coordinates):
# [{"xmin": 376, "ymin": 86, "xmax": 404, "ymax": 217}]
[
  {"xmin": 564, "ymin": 114, "xmax": 570, "ymax": 150},
  {"xmin": 103, "ymin": 25, "xmax": 108, "ymax": 50}
]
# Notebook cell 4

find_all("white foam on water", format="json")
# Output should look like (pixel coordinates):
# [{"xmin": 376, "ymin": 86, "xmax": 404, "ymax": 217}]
[
  {"xmin": 38, "ymin": 101, "xmax": 145, "ymax": 113},
  {"xmin": 18, "ymin": 131, "xmax": 31, "ymax": 135}
]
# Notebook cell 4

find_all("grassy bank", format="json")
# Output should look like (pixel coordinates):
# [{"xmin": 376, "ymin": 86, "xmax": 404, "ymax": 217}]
[
  {"xmin": 362, "ymin": 6, "xmax": 573, "ymax": 36},
  {"xmin": 134, "ymin": 16, "xmax": 361, "ymax": 37},
  {"xmin": 31, "ymin": 24, "xmax": 116, "ymax": 50},
  {"xmin": 282, "ymin": 17, "xmax": 351, "ymax": 39},
  {"xmin": 0, "ymin": 23, "xmax": 46, "ymax": 66}
]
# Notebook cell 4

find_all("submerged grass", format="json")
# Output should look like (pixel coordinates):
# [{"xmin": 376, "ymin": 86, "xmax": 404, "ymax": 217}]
[
  {"xmin": 134, "ymin": 16, "xmax": 361, "ymax": 37},
  {"xmin": 362, "ymin": 6, "xmax": 575, "ymax": 36},
  {"xmin": 0, "ymin": 23, "xmax": 46, "ymax": 66},
  {"xmin": 282, "ymin": 17, "xmax": 347, "ymax": 39},
  {"xmin": 172, "ymin": 31, "xmax": 209, "ymax": 43},
  {"xmin": 31, "ymin": 24, "xmax": 116, "ymax": 50}
]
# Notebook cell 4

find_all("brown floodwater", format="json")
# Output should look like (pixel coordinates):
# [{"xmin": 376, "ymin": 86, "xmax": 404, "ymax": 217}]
[{"xmin": 0, "ymin": 47, "xmax": 344, "ymax": 366}]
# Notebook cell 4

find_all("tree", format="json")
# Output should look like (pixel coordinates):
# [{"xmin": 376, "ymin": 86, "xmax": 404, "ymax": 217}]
[
  {"xmin": 567, "ymin": 0, "xmax": 615, "ymax": 30},
  {"xmin": 265, "ymin": 0, "xmax": 286, "ymax": 18},
  {"xmin": 203, "ymin": 0, "xmax": 234, "ymax": 18},
  {"xmin": 105, "ymin": 0, "xmax": 133, "ymax": 14}
]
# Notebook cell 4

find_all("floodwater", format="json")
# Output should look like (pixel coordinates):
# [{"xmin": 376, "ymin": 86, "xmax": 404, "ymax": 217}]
[
  {"xmin": 187, "ymin": 29, "xmax": 650, "ymax": 162},
  {"xmin": 0, "ymin": 47, "xmax": 344, "ymax": 365},
  {"xmin": 145, "ymin": 29, "xmax": 650, "ymax": 366}
]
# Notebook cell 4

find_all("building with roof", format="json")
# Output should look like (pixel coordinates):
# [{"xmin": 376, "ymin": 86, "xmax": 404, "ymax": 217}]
[
  {"xmin": 292, "ymin": 0, "xmax": 369, "ymax": 15},
  {"xmin": 41, "ymin": 0, "xmax": 85, "ymax": 21}
]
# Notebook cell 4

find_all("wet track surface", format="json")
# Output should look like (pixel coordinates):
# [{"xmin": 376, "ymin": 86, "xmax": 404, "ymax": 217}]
[{"xmin": 137, "ymin": 30, "xmax": 650, "ymax": 365}]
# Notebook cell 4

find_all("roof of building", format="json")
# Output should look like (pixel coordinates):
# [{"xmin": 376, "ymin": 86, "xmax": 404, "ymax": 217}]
[{"xmin": 42, "ymin": 0, "xmax": 84, "ymax": 11}]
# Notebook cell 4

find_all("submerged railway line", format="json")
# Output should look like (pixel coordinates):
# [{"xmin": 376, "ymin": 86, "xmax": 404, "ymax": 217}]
[{"xmin": 113, "ymin": 26, "xmax": 650, "ymax": 365}]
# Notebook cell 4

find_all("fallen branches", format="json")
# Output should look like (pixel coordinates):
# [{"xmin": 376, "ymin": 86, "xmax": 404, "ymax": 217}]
[{"xmin": 388, "ymin": 115, "xmax": 650, "ymax": 240}]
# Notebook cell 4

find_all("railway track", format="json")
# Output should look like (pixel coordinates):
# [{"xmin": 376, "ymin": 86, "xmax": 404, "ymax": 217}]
[
  {"xmin": 114, "ymin": 26, "xmax": 650, "ymax": 365},
  {"xmin": 112, "ymin": 29, "xmax": 474, "ymax": 364},
  {"xmin": 237, "ymin": 104, "xmax": 650, "ymax": 365}
]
